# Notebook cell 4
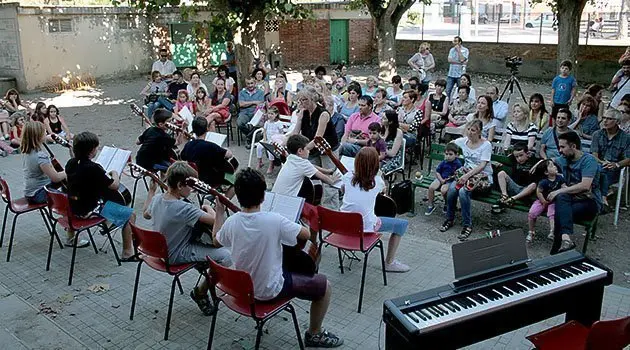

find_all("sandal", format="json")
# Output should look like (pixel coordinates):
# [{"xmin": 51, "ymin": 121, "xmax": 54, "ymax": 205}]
[
  {"xmin": 120, "ymin": 255, "xmax": 140, "ymax": 263},
  {"xmin": 458, "ymin": 226, "xmax": 473, "ymax": 241},
  {"xmin": 439, "ymin": 220, "xmax": 454, "ymax": 232},
  {"xmin": 190, "ymin": 288, "xmax": 217, "ymax": 316}
]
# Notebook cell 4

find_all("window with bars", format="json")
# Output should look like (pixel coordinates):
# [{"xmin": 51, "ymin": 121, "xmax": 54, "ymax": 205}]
[
  {"xmin": 119, "ymin": 16, "xmax": 138, "ymax": 30},
  {"xmin": 48, "ymin": 19, "xmax": 72, "ymax": 33},
  {"xmin": 265, "ymin": 19, "xmax": 279, "ymax": 32}
]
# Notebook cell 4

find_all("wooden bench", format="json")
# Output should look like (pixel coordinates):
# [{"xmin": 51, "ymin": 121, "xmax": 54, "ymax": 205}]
[{"xmin": 409, "ymin": 143, "xmax": 600, "ymax": 254}]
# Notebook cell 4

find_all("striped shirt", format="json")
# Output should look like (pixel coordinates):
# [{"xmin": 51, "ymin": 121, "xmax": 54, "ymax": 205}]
[{"xmin": 506, "ymin": 122, "xmax": 538, "ymax": 145}]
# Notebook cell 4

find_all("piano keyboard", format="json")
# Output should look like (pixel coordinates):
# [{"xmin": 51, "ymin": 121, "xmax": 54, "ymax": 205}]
[{"xmin": 404, "ymin": 262, "xmax": 607, "ymax": 333}]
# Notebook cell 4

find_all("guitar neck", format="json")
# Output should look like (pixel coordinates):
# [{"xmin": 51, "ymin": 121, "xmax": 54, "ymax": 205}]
[
  {"xmin": 188, "ymin": 178, "xmax": 241, "ymax": 213},
  {"xmin": 326, "ymin": 149, "xmax": 347, "ymax": 174}
]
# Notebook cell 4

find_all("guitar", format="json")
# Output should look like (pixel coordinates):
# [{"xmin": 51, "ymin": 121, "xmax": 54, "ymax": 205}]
[
  {"xmin": 186, "ymin": 177, "xmax": 319, "ymax": 275},
  {"xmin": 164, "ymin": 122, "xmax": 194, "ymax": 141},
  {"xmin": 128, "ymin": 163, "xmax": 167, "ymax": 191},
  {"xmin": 270, "ymin": 142, "xmax": 323, "ymax": 206},
  {"xmin": 42, "ymin": 143, "xmax": 68, "ymax": 189},
  {"xmin": 313, "ymin": 136, "xmax": 398, "ymax": 217},
  {"xmin": 130, "ymin": 103, "xmax": 152, "ymax": 126}
]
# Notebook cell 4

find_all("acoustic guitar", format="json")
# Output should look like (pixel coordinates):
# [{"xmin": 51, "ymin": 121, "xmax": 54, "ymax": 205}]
[
  {"xmin": 269, "ymin": 142, "xmax": 323, "ymax": 206},
  {"xmin": 129, "ymin": 103, "xmax": 152, "ymax": 127},
  {"xmin": 42, "ymin": 142, "xmax": 68, "ymax": 189},
  {"xmin": 186, "ymin": 177, "xmax": 319, "ymax": 275},
  {"xmin": 313, "ymin": 136, "xmax": 398, "ymax": 217},
  {"xmin": 128, "ymin": 163, "xmax": 168, "ymax": 191}
]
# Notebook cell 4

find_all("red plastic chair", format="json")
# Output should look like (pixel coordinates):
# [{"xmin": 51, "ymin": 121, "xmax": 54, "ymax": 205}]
[
  {"xmin": 526, "ymin": 317, "xmax": 630, "ymax": 350},
  {"xmin": 0, "ymin": 177, "xmax": 61, "ymax": 262},
  {"xmin": 44, "ymin": 186, "xmax": 120, "ymax": 286},
  {"xmin": 205, "ymin": 257, "xmax": 304, "ymax": 350},
  {"xmin": 269, "ymin": 99, "xmax": 291, "ymax": 116},
  {"xmin": 317, "ymin": 206, "xmax": 387, "ymax": 313},
  {"xmin": 128, "ymin": 222, "xmax": 207, "ymax": 341}
]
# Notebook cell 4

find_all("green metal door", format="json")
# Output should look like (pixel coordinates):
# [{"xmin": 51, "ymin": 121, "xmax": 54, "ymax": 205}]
[
  {"xmin": 329, "ymin": 20, "xmax": 348, "ymax": 64},
  {"xmin": 170, "ymin": 23, "xmax": 197, "ymax": 68}
]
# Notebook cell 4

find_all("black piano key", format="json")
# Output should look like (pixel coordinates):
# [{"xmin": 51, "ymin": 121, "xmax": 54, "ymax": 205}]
[
  {"xmin": 565, "ymin": 266, "xmax": 583, "ymax": 275},
  {"xmin": 543, "ymin": 273, "xmax": 560, "ymax": 282},
  {"xmin": 521, "ymin": 279, "xmax": 537, "ymax": 289},
  {"xmin": 426, "ymin": 307, "xmax": 440, "ymax": 317},
  {"xmin": 506, "ymin": 281, "xmax": 524, "ymax": 293},
  {"xmin": 478, "ymin": 291, "xmax": 495, "ymax": 301},
  {"xmin": 418, "ymin": 309, "xmax": 432, "ymax": 319},
  {"xmin": 531, "ymin": 276, "xmax": 547, "ymax": 285},
  {"xmin": 428, "ymin": 306, "xmax": 443, "ymax": 316},
  {"xmin": 466, "ymin": 297, "xmax": 478, "ymax": 306},
  {"xmin": 557, "ymin": 269, "xmax": 571, "ymax": 278},
  {"xmin": 435, "ymin": 305, "xmax": 449, "ymax": 315},
  {"xmin": 443, "ymin": 302, "xmax": 456, "ymax": 312},
  {"xmin": 470, "ymin": 294, "xmax": 484, "ymax": 304},
  {"xmin": 413, "ymin": 311, "xmax": 427, "ymax": 321},
  {"xmin": 497, "ymin": 286, "xmax": 513, "ymax": 296},
  {"xmin": 448, "ymin": 301, "xmax": 461, "ymax": 311},
  {"xmin": 407, "ymin": 312, "xmax": 419, "ymax": 323},
  {"xmin": 493, "ymin": 289, "xmax": 507, "ymax": 298},
  {"xmin": 583, "ymin": 263, "xmax": 594, "ymax": 271},
  {"xmin": 453, "ymin": 299, "xmax": 468, "ymax": 309},
  {"xmin": 560, "ymin": 268, "xmax": 574, "ymax": 277}
]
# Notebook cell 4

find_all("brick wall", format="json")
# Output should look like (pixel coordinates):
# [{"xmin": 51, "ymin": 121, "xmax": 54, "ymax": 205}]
[
  {"xmin": 279, "ymin": 19, "xmax": 330, "ymax": 67},
  {"xmin": 348, "ymin": 19, "xmax": 375, "ymax": 64}
]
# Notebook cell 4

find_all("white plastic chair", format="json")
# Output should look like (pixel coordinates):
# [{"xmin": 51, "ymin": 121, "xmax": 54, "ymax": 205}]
[{"xmin": 613, "ymin": 167, "xmax": 628, "ymax": 227}]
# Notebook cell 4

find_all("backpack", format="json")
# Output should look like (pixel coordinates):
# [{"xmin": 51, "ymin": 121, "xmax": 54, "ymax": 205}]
[{"xmin": 390, "ymin": 180, "xmax": 413, "ymax": 214}]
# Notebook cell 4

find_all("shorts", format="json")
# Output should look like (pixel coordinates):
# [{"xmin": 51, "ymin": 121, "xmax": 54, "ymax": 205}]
[
  {"xmin": 272, "ymin": 270, "xmax": 327, "ymax": 302},
  {"xmin": 506, "ymin": 176, "xmax": 525, "ymax": 197},
  {"xmin": 99, "ymin": 200, "xmax": 134, "ymax": 228},
  {"xmin": 26, "ymin": 187, "xmax": 48, "ymax": 204}
]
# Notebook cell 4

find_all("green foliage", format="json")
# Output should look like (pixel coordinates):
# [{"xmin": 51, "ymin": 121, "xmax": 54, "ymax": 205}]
[{"xmin": 406, "ymin": 10, "xmax": 421, "ymax": 24}]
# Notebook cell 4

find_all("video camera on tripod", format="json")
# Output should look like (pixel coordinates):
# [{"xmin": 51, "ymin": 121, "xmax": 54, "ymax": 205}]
[
  {"xmin": 505, "ymin": 56, "xmax": 523, "ymax": 72},
  {"xmin": 500, "ymin": 56, "xmax": 526, "ymax": 103}
]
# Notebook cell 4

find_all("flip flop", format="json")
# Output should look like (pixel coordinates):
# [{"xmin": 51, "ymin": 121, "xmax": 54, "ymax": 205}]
[{"xmin": 120, "ymin": 255, "xmax": 141, "ymax": 263}]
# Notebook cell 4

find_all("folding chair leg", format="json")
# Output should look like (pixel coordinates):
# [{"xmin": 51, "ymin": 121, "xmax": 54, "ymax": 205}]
[
  {"xmin": 0, "ymin": 205, "xmax": 9, "ymax": 247},
  {"xmin": 164, "ymin": 277, "xmax": 178, "ymax": 340},
  {"xmin": 176, "ymin": 276, "xmax": 184, "ymax": 295},
  {"xmin": 38, "ymin": 209, "xmax": 60, "ymax": 249},
  {"xmin": 206, "ymin": 302, "xmax": 219, "ymax": 350},
  {"xmin": 46, "ymin": 222, "xmax": 57, "ymax": 271},
  {"xmin": 103, "ymin": 225, "xmax": 121, "ymax": 266},
  {"xmin": 5, "ymin": 214, "xmax": 18, "ymax": 262},
  {"xmin": 337, "ymin": 248, "xmax": 344, "ymax": 274},
  {"xmin": 378, "ymin": 241, "xmax": 388, "ymax": 286},
  {"xmin": 68, "ymin": 235, "xmax": 79, "ymax": 286},
  {"xmin": 357, "ymin": 251, "xmax": 370, "ymax": 313},
  {"xmin": 86, "ymin": 229, "xmax": 98, "ymax": 255},
  {"xmin": 287, "ymin": 304, "xmax": 305, "ymax": 350},
  {"xmin": 255, "ymin": 320, "xmax": 265, "ymax": 350},
  {"xmin": 129, "ymin": 262, "xmax": 143, "ymax": 320}
]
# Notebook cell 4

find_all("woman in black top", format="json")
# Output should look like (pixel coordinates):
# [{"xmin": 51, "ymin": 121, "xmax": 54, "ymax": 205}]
[
  {"xmin": 429, "ymin": 79, "xmax": 449, "ymax": 127},
  {"xmin": 291, "ymin": 86, "xmax": 340, "ymax": 208},
  {"xmin": 45, "ymin": 105, "xmax": 73, "ymax": 140}
]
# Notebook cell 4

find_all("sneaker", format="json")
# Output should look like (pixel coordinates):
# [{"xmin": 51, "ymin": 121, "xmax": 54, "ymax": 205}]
[
  {"xmin": 424, "ymin": 206, "xmax": 436, "ymax": 216},
  {"xmin": 64, "ymin": 237, "xmax": 89, "ymax": 248},
  {"xmin": 0, "ymin": 149, "xmax": 6, "ymax": 157},
  {"xmin": 547, "ymin": 232, "xmax": 555, "ymax": 240},
  {"xmin": 190, "ymin": 288, "xmax": 216, "ymax": 316},
  {"xmin": 557, "ymin": 240, "xmax": 576, "ymax": 253},
  {"xmin": 385, "ymin": 259, "xmax": 410, "ymax": 273},
  {"xmin": 526, "ymin": 231, "xmax": 535, "ymax": 243},
  {"xmin": 304, "ymin": 330, "xmax": 344, "ymax": 348}
]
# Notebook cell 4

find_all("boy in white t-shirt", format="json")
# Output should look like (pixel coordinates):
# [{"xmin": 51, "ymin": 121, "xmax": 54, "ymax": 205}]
[
  {"xmin": 212, "ymin": 168, "xmax": 343, "ymax": 348},
  {"xmin": 272, "ymin": 134, "xmax": 340, "ymax": 197}
]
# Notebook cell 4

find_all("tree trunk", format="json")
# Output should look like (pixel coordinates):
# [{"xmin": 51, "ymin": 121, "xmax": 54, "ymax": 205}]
[
  {"xmin": 234, "ymin": 10, "xmax": 266, "ymax": 87},
  {"xmin": 556, "ymin": 0, "xmax": 588, "ymax": 76},
  {"xmin": 375, "ymin": 16, "xmax": 399, "ymax": 79}
]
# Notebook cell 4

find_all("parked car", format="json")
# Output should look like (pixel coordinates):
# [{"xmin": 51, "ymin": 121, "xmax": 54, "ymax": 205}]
[
  {"xmin": 499, "ymin": 14, "xmax": 520, "ymax": 23},
  {"xmin": 471, "ymin": 14, "xmax": 489, "ymax": 24},
  {"xmin": 525, "ymin": 14, "xmax": 556, "ymax": 28}
]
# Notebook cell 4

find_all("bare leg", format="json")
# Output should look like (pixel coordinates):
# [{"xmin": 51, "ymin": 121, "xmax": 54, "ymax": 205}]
[
  {"xmin": 511, "ymin": 183, "xmax": 537, "ymax": 201},
  {"xmin": 121, "ymin": 213, "xmax": 136, "ymax": 258},
  {"xmin": 309, "ymin": 281, "xmax": 332, "ymax": 334},
  {"xmin": 497, "ymin": 171, "xmax": 508, "ymax": 196},
  {"xmin": 386, "ymin": 234, "xmax": 402, "ymax": 264},
  {"xmin": 427, "ymin": 180, "xmax": 440, "ymax": 206},
  {"xmin": 528, "ymin": 217, "xmax": 536, "ymax": 233}
]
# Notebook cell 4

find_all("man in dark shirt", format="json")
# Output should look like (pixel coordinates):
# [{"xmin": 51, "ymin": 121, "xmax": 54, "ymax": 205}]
[
  {"xmin": 167, "ymin": 70, "xmax": 188, "ymax": 101},
  {"xmin": 496, "ymin": 144, "xmax": 538, "ymax": 206},
  {"xmin": 65, "ymin": 131, "xmax": 135, "ymax": 260},
  {"xmin": 135, "ymin": 109, "xmax": 176, "ymax": 172},
  {"xmin": 180, "ymin": 117, "xmax": 235, "ymax": 197}
]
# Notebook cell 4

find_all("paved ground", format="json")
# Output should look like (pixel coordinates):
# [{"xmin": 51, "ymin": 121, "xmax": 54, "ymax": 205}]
[{"xmin": 0, "ymin": 68, "xmax": 628, "ymax": 349}]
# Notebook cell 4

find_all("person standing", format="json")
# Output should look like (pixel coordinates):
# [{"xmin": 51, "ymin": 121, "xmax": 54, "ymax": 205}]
[
  {"xmin": 550, "ymin": 60, "xmax": 577, "ymax": 122},
  {"xmin": 610, "ymin": 59, "xmax": 630, "ymax": 109},
  {"xmin": 445, "ymin": 36, "xmax": 469, "ymax": 100},
  {"xmin": 220, "ymin": 42, "xmax": 238, "ymax": 84},
  {"xmin": 151, "ymin": 48, "xmax": 176, "ymax": 80},
  {"xmin": 237, "ymin": 77, "xmax": 265, "ymax": 149}
]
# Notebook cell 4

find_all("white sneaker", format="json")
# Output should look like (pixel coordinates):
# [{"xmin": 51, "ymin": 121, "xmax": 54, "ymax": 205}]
[
  {"xmin": 547, "ymin": 232, "xmax": 555, "ymax": 240},
  {"xmin": 65, "ymin": 236, "xmax": 90, "ymax": 248},
  {"xmin": 385, "ymin": 259, "xmax": 410, "ymax": 273},
  {"xmin": 526, "ymin": 231, "xmax": 535, "ymax": 243}
]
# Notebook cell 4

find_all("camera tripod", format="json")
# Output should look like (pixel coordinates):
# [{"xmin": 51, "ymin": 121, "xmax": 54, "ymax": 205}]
[{"xmin": 500, "ymin": 71, "xmax": 527, "ymax": 104}]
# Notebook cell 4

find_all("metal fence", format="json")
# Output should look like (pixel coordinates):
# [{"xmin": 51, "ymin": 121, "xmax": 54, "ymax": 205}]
[{"xmin": 398, "ymin": 7, "xmax": 630, "ymax": 46}]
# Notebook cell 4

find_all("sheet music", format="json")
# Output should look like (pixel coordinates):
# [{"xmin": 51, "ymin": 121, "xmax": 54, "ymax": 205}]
[
  {"xmin": 178, "ymin": 106, "xmax": 194, "ymax": 132},
  {"xmin": 95, "ymin": 146, "xmax": 131, "ymax": 174},
  {"xmin": 248, "ymin": 109, "xmax": 264, "ymax": 127},
  {"xmin": 205, "ymin": 132, "xmax": 227, "ymax": 147},
  {"xmin": 340, "ymin": 156, "xmax": 355, "ymax": 173},
  {"xmin": 261, "ymin": 191, "xmax": 304, "ymax": 222}
]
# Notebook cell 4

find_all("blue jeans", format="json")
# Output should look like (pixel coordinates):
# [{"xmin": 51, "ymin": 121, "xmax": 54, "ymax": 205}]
[
  {"xmin": 26, "ymin": 186, "xmax": 47, "ymax": 204},
  {"xmin": 600, "ymin": 168, "xmax": 620, "ymax": 199},
  {"xmin": 550, "ymin": 193, "xmax": 598, "ymax": 254},
  {"xmin": 403, "ymin": 132, "xmax": 417, "ymax": 149},
  {"xmin": 446, "ymin": 181, "xmax": 473, "ymax": 227},
  {"xmin": 339, "ymin": 142, "xmax": 361, "ymax": 157},
  {"xmin": 331, "ymin": 112, "xmax": 346, "ymax": 141},
  {"xmin": 377, "ymin": 217, "xmax": 408, "ymax": 236},
  {"xmin": 446, "ymin": 76, "xmax": 460, "ymax": 102},
  {"xmin": 147, "ymin": 97, "xmax": 175, "ymax": 121}
]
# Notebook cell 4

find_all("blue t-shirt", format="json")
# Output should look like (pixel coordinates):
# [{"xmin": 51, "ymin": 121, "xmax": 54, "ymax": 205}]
[
  {"xmin": 538, "ymin": 174, "xmax": 565, "ymax": 198},
  {"xmin": 574, "ymin": 114, "xmax": 600, "ymax": 137},
  {"xmin": 551, "ymin": 75, "xmax": 577, "ymax": 105},
  {"xmin": 554, "ymin": 153, "xmax": 602, "ymax": 211},
  {"xmin": 541, "ymin": 127, "xmax": 561, "ymax": 159},
  {"xmin": 436, "ymin": 158, "xmax": 463, "ymax": 181}
]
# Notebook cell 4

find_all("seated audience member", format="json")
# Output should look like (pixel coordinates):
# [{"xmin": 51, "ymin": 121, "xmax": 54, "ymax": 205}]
[
  {"xmin": 540, "ymin": 108, "xmax": 572, "ymax": 159},
  {"xmin": 213, "ymin": 168, "xmax": 343, "ymax": 347},
  {"xmin": 569, "ymin": 94, "xmax": 599, "ymax": 140},
  {"xmin": 529, "ymin": 93, "xmax": 550, "ymax": 132},
  {"xmin": 237, "ymin": 77, "xmax": 266, "ymax": 148},
  {"xmin": 251, "ymin": 51, "xmax": 271, "ymax": 77},
  {"xmin": 339, "ymin": 96, "xmax": 380, "ymax": 157},
  {"xmin": 404, "ymin": 76, "xmax": 420, "ymax": 92},
  {"xmin": 314, "ymin": 66, "xmax": 327, "ymax": 82},
  {"xmin": 212, "ymin": 65, "xmax": 235, "ymax": 95},
  {"xmin": 269, "ymin": 75, "xmax": 292, "ymax": 106},
  {"xmin": 0, "ymin": 108, "xmax": 9, "ymax": 141},
  {"xmin": 496, "ymin": 144, "xmax": 538, "ymax": 207},
  {"xmin": 386, "ymin": 75, "xmax": 404, "ymax": 107},
  {"xmin": 414, "ymin": 82, "xmax": 432, "ymax": 136},
  {"xmin": 549, "ymin": 131, "xmax": 602, "ymax": 254},
  {"xmin": 619, "ymin": 103, "xmax": 630, "ymax": 133},
  {"xmin": 366, "ymin": 122, "xmax": 387, "ymax": 160},
  {"xmin": 372, "ymin": 88, "xmax": 392, "ymax": 120},
  {"xmin": 441, "ymin": 119, "xmax": 493, "ymax": 241},
  {"xmin": 485, "ymin": 86, "xmax": 509, "ymax": 130},
  {"xmin": 449, "ymin": 95, "xmax": 496, "ymax": 141},
  {"xmin": 173, "ymin": 90, "xmax": 195, "ymax": 121},
  {"xmin": 65, "ymin": 131, "xmax": 135, "ymax": 258},
  {"xmin": 340, "ymin": 147, "xmax": 410, "ymax": 272},
  {"xmin": 297, "ymin": 69, "xmax": 314, "ymax": 93},
  {"xmin": 449, "ymin": 74, "xmax": 475, "ymax": 103},
  {"xmin": 143, "ymin": 161, "xmax": 231, "ymax": 316},
  {"xmin": 141, "ymin": 71, "xmax": 169, "ymax": 120},
  {"xmin": 256, "ymin": 106, "xmax": 285, "ymax": 174},
  {"xmin": 164, "ymin": 70, "xmax": 188, "ymax": 109},
  {"xmin": 152, "ymin": 48, "xmax": 176, "ymax": 80},
  {"xmin": 187, "ymin": 72, "xmax": 208, "ymax": 98},
  {"xmin": 583, "ymin": 84, "xmax": 605, "ymax": 121},
  {"xmin": 207, "ymin": 78, "xmax": 231, "ymax": 131},
  {"xmin": 429, "ymin": 79, "xmax": 449, "ymax": 127},
  {"xmin": 180, "ymin": 117, "xmax": 234, "ymax": 193},
  {"xmin": 527, "ymin": 159, "xmax": 565, "ymax": 243},
  {"xmin": 3, "ymin": 89, "xmax": 30, "ymax": 118},
  {"xmin": 31, "ymin": 102, "xmax": 48, "ymax": 124},
  {"xmin": 337, "ymin": 63, "xmax": 352, "ymax": 84},
  {"xmin": 362, "ymin": 76, "xmax": 379, "ymax": 98},
  {"xmin": 252, "ymin": 68, "xmax": 270, "ymax": 97},
  {"xmin": 272, "ymin": 134, "xmax": 339, "ymax": 197},
  {"xmin": 276, "ymin": 70, "xmax": 294, "ymax": 93},
  {"xmin": 194, "ymin": 87, "xmax": 212, "ymax": 120},
  {"xmin": 380, "ymin": 110, "xmax": 404, "ymax": 174},
  {"xmin": 135, "ymin": 109, "xmax": 176, "ymax": 172},
  {"xmin": 21, "ymin": 121, "xmax": 66, "ymax": 204},
  {"xmin": 610, "ymin": 59, "xmax": 630, "ymax": 109},
  {"xmin": 338, "ymin": 84, "xmax": 361, "ymax": 121},
  {"xmin": 45, "ymin": 105, "xmax": 73, "ymax": 140},
  {"xmin": 590, "ymin": 109, "xmax": 630, "ymax": 207},
  {"xmin": 9, "ymin": 112, "xmax": 25, "ymax": 148},
  {"xmin": 503, "ymin": 103, "xmax": 537, "ymax": 152},
  {"xmin": 397, "ymin": 90, "xmax": 423, "ymax": 148},
  {"xmin": 425, "ymin": 142, "xmax": 462, "ymax": 216},
  {"xmin": 445, "ymin": 86, "xmax": 476, "ymax": 131}
]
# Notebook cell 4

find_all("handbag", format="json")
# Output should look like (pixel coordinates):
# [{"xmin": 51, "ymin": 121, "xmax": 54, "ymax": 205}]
[
  {"xmin": 390, "ymin": 180, "xmax": 413, "ymax": 214},
  {"xmin": 453, "ymin": 167, "xmax": 491, "ymax": 192}
]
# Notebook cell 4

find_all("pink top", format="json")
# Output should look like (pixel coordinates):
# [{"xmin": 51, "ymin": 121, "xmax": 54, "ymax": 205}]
[
  {"xmin": 345, "ymin": 111, "xmax": 380, "ymax": 139},
  {"xmin": 175, "ymin": 101, "xmax": 195, "ymax": 114}
]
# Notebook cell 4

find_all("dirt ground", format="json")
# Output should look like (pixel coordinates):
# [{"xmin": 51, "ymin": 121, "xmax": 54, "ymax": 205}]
[{"xmin": 14, "ymin": 64, "xmax": 629, "ymax": 287}]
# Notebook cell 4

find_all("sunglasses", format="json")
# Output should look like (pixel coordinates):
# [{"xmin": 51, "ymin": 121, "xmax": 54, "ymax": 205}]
[{"xmin": 160, "ymin": 55, "xmax": 168, "ymax": 57}]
